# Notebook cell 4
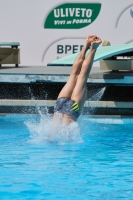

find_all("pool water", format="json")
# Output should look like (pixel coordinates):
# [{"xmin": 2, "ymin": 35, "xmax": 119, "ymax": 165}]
[{"xmin": 0, "ymin": 114, "xmax": 133, "ymax": 200}]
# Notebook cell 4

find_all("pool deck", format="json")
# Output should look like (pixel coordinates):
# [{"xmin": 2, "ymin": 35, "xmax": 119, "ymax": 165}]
[{"xmin": 0, "ymin": 65, "xmax": 133, "ymax": 85}]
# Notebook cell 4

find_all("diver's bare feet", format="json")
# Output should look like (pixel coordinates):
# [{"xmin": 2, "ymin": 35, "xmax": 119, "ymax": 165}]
[
  {"xmin": 85, "ymin": 35, "xmax": 97, "ymax": 50},
  {"xmin": 91, "ymin": 36, "xmax": 102, "ymax": 49}
]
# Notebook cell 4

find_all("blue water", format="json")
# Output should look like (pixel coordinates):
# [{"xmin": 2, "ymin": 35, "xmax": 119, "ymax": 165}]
[{"xmin": 0, "ymin": 114, "xmax": 133, "ymax": 200}]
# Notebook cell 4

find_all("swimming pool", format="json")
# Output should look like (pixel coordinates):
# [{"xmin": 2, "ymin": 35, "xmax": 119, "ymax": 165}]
[{"xmin": 0, "ymin": 114, "xmax": 133, "ymax": 199}]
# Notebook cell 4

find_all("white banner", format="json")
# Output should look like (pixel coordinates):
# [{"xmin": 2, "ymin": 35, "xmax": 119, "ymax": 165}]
[{"xmin": 0, "ymin": 0, "xmax": 133, "ymax": 66}]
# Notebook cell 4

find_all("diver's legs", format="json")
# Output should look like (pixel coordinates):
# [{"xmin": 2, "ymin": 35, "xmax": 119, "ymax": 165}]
[
  {"xmin": 57, "ymin": 44, "xmax": 88, "ymax": 99},
  {"xmin": 57, "ymin": 36, "xmax": 96, "ymax": 99},
  {"xmin": 71, "ymin": 37, "xmax": 102, "ymax": 108}
]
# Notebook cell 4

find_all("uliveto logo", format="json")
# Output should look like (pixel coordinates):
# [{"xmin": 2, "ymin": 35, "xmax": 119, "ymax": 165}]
[{"xmin": 44, "ymin": 3, "xmax": 101, "ymax": 29}]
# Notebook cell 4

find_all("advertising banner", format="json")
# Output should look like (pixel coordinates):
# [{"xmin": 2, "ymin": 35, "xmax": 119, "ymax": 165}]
[{"xmin": 0, "ymin": 0, "xmax": 133, "ymax": 66}]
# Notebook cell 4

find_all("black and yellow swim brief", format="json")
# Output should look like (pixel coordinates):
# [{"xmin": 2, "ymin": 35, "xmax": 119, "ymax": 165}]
[{"xmin": 54, "ymin": 97, "xmax": 81, "ymax": 119}]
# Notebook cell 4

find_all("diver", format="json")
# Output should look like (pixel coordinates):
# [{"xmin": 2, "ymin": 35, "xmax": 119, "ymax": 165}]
[{"xmin": 53, "ymin": 35, "xmax": 102, "ymax": 125}]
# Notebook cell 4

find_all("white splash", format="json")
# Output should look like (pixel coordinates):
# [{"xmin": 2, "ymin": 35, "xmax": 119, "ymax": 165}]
[
  {"xmin": 25, "ymin": 109, "xmax": 83, "ymax": 145},
  {"xmin": 89, "ymin": 87, "xmax": 105, "ymax": 101}
]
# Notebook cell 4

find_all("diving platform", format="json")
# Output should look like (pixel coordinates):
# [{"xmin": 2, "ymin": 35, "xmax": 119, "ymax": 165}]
[
  {"xmin": 48, "ymin": 44, "xmax": 133, "ymax": 71},
  {"xmin": 47, "ymin": 44, "xmax": 133, "ymax": 66}
]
